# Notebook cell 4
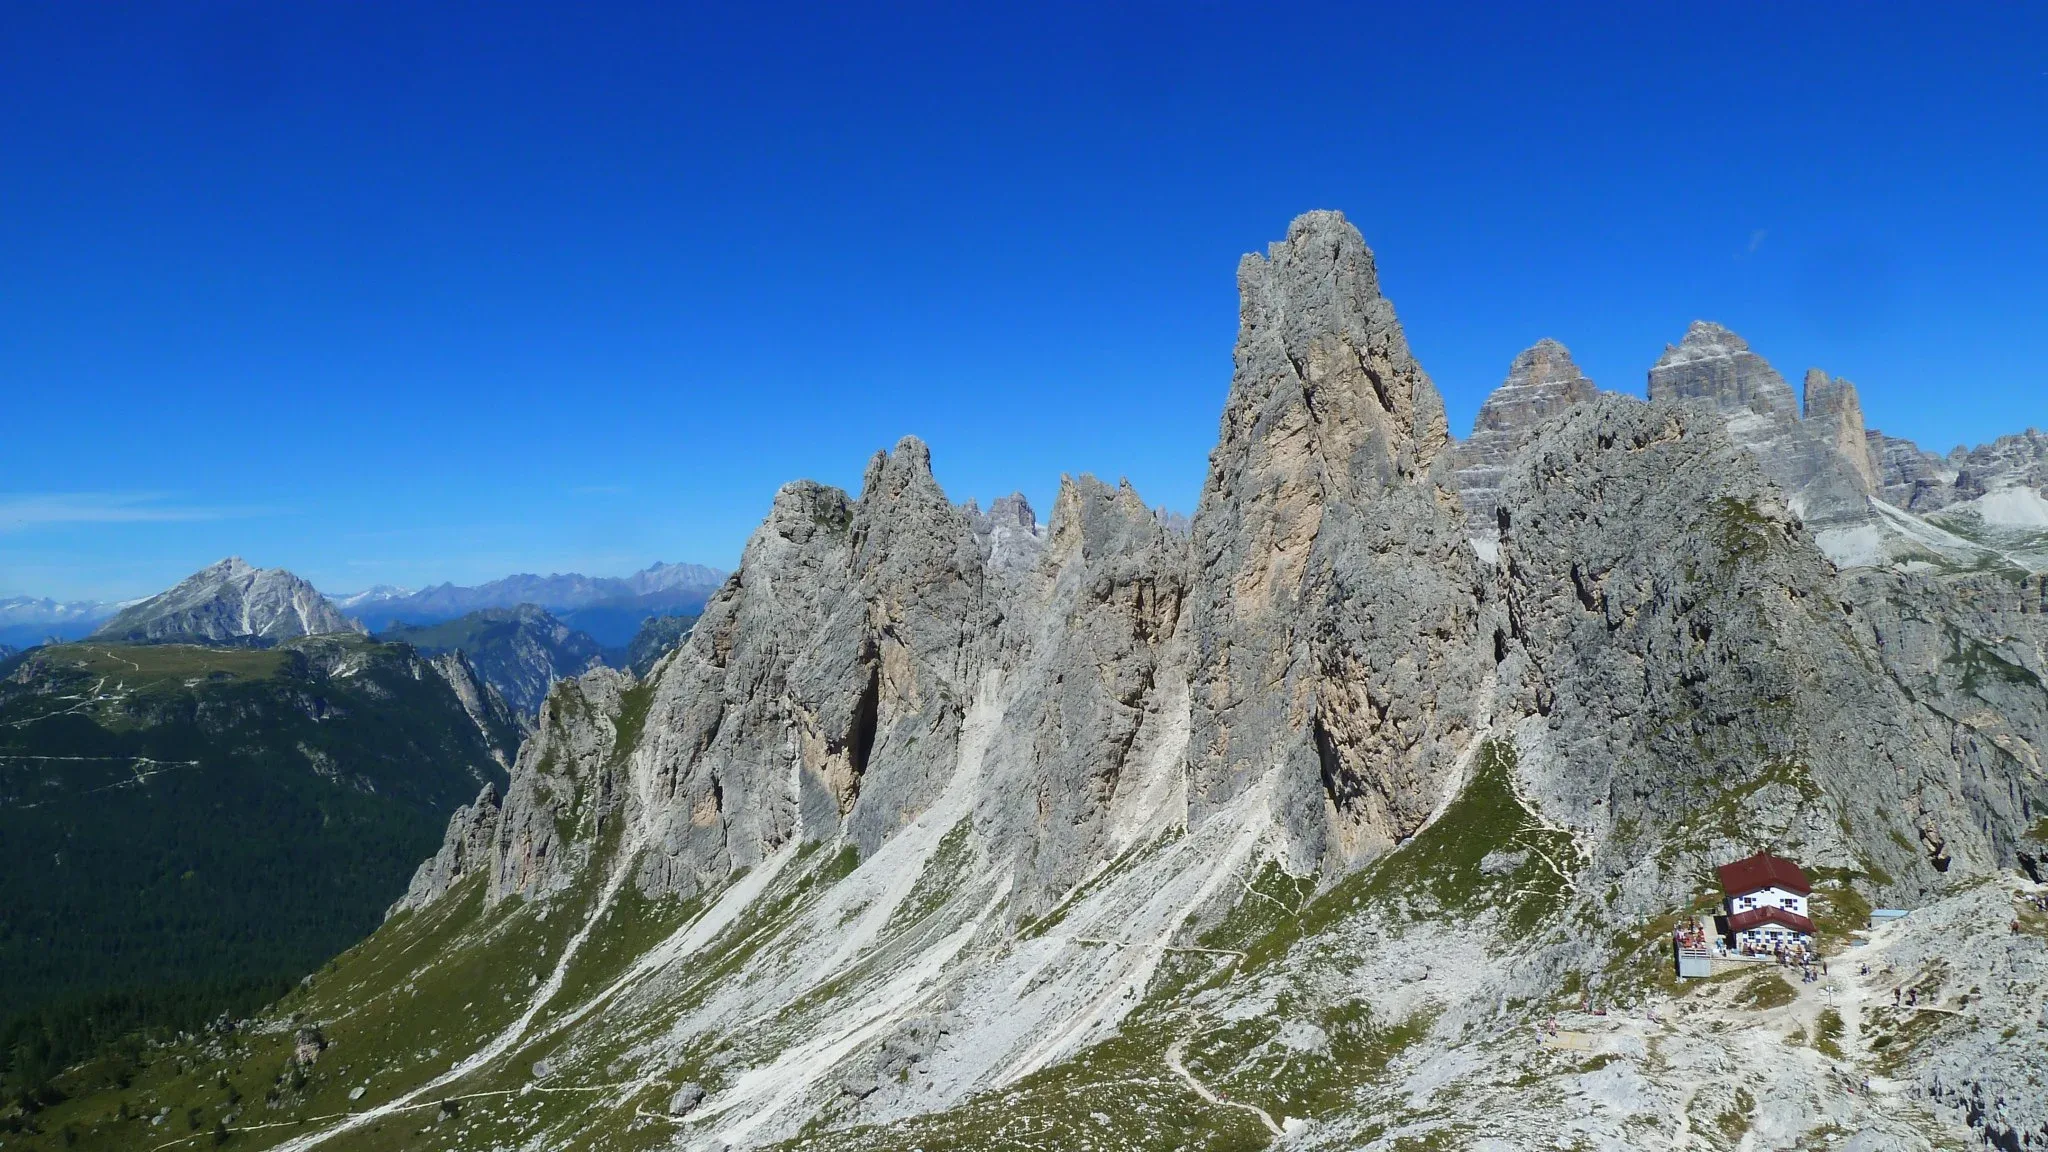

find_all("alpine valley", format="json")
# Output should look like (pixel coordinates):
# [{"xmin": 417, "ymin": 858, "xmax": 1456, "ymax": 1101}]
[{"xmin": 8, "ymin": 212, "xmax": 2047, "ymax": 1152}]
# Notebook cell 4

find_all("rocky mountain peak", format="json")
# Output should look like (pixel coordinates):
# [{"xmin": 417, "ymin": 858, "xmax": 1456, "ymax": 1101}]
[
  {"xmin": 1454, "ymin": 340, "xmax": 1603, "ymax": 546},
  {"xmin": 1473, "ymin": 339, "xmax": 1599, "ymax": 436},
  {"xmin": 984, "ymin": 492, "xmax": 1037, "ymax": 531},
  {"xmin": 860, "ymin": 435, "xmax": 939, "ymax": 503},
  {"xmin": 1648, "ymin": 320, "xmax": 1801, "ymax": 422},
  {"xmin": 1044, "ymin": 475, "xmax": 1157, "ymax": 566},
  {"xmin": 202, "ymin": 556, "xmax": 257, "ymax": 580},
  {"xmin": 1643, "ymin": 322, "xmax": 1882, "ymax": 556},
  {"xmin": 971, "ymin": 491, "xmax": 1046, "ymax": 576},
  {"xmin": 1222, "ymin": 209, "xmax": 1451, "ymax": 497},
  {"xmin": 1802, "ymin": 368, "xmax": 1881, "ymax": 491},
  {"xmin": 91, "ymin": 558, "xmax": 364, "ymax": 646},
  {"xmin": 1188, "ymin": 211, "xmax": 1480, "ymax": 870}
]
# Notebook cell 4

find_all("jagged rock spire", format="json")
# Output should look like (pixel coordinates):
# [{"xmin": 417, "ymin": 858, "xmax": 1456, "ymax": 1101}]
[
  {"xmin": 1187, "ymin": 210, "xmax": 1482, "ymax": 870},
  {"xmin": 1214, "ymin": 210, "xmax": 1452, "ymax": 504},
  {"xmin": 1802, "ymin": 368, "xmax": 1881, "ymax": 492}
]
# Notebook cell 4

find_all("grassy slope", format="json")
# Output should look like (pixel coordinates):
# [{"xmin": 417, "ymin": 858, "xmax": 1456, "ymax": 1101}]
[
  {"xmin": 13, "ymin": 737, "xmax": 1564, "ymax": 1151},
  {"xmin": 0, "ymin": 640, "xmax": 509, "ymax": 1105},
  {"xmin": 8, "ymin": 720, "xmax": 1921, "ymax": 1151}
]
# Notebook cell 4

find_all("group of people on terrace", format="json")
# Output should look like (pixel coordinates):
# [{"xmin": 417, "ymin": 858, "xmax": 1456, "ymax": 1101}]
[{"xmin": 1671, "ymin": 923, "xmax": 1713, "ymax": 953}]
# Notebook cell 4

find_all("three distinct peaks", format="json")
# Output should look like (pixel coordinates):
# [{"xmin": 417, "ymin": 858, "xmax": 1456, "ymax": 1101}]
[{"xmin": 1645, "ymin": 320, "xmax": 1901, "ymax": 556}]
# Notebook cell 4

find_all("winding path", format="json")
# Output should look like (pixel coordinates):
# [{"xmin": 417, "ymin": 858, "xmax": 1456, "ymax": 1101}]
[
  {"xmin": 263, "ymin": 831, "xmax": 653, "ymax": 1152},
  {"xmin": 1165, "ymin": 1035, "xmax": 1285, "ymax": 1139}
]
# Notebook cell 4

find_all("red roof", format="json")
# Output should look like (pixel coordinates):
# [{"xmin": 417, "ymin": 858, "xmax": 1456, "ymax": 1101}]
[
  {"xmin": 1727, "ymin": 906, "xmax": 1816, "ymax": 935},
  {"xmin": 1717, "ymin": 851, "xmax": 1811, "ymax": 897}
]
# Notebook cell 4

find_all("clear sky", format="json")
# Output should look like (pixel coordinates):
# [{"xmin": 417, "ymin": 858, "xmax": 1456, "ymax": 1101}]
[{"xmin": 3, "ymin": 2, "xmax": 2043, "ymax": 602}]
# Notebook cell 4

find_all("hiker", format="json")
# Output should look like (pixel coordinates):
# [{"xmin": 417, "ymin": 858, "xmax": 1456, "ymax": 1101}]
[
  {"xmin": 1820, "ymin": 959, "xmax": 1827, "ymax": 975},
  {"xmin": 1892, "ymin": 987, "xmax": 1900, "ymax": 1006}
]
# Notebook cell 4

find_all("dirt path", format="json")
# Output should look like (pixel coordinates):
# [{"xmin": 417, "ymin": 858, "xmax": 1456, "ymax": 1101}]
[
  {"xmin": 263, "ymin": 831, "xmax": 653, "ymax": 1152},
  {"xmin": 1669, "ymin": 1077, "xmax": 1700, "ymax": 1150},
  {"xmin": 1165, "ymin": 1035, "xmax": 1285, "ymax": 1139},
  {"xmin": 147, "ymin": 1082, "xmax": 651, "ymax": 1152}
]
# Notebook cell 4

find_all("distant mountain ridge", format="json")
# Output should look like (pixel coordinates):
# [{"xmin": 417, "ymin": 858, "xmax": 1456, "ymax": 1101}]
[
  {"xmin": 0, "ymin": 597, "xmax": 122, "ymax": 649},
  {"xmin": 91, "ymin": 558, "xmax": 363, "ymax": 646},
  {"xmin": 336, "ymin": 561, "xmax": 727, "ymax": 646},
  {"xmin": 377, "ymin": 605, "xmax": 609, "ymax": 715},
  {"xmin": 1449, "ymin": 326, "xmax": 2048, "ymax": 575},
  {"xmin": 624, "ymin": 611, "xmax": 699, "ymax": 677}
]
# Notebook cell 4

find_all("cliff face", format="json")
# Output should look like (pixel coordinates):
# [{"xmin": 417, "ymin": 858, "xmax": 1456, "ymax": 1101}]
[
  {"xmin": 1450, "ymin": 338, "xmax": 1602, "ymax": 552},
  {"xmin": 622, "ymin": 441, "xmax": 997, "ymax": 900},
  {"xmin": 972, "ymin": 475, "xmax": 1191, "ymax": 910},
  {"xmin": 1646, "ymin": 323, "xmax": 1878, "ymax": 543},
  {"xmin": 1801, "ymin": 368, "xmax": 1882, "ymax": 492},
  {"xmin": 1494, "ymin": 397, "xmax": 2010, "ymax": 906},
  {"xmin": 1184, "ymin": 210, "xmax": 1485, "ymax": 870}
]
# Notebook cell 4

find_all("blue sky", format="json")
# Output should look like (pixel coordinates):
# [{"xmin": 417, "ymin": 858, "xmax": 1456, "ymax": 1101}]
[{"xmin": 3, "ymin": 2, "xmax": 2043, "ymax": 602}]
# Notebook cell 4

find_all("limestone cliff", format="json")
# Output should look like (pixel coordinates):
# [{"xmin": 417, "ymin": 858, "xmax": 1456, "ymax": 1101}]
[
  {"xmin": 1495, "ymin": 396, "xmax": 2021, "ymax": 903},
  {"xmin": 1450, "ymin": 338, "xmax": 1602, "ymax": 552},
  {"xmin": 1802, "ymin": 368, "xmax": 1882, "ymax": 491},
  {"xmin": 1184, "ymin": 210, "xmax": 1484, "ymax": 871},
  {"xmin": 1647, "ymin": 323, "xmax": 1877, "ymax": 538}
]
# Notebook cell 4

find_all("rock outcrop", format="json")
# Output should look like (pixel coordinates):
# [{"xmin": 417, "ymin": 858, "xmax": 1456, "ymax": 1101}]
[
  {"xmin": 1840, "ymin": 566, "xmax": 2048, "ymax": 860},
  {"xmin": 1495, "ymin": 396, "xmax": 2018, "ymax": 902},
  {"xmin": 1870, "ymin": 428, "xmax": 2048, "ymax": 517},
  {"xmin": 92, "ymin": 558, "xmax": 364, "ymax": 645},
  {"xmin": 394, "ymin": 783, "xmax": 504, "ymax": 912},
  {"xmin": 975, "ymin": 473, "xmax": 1190, "ymax": 909},
  {"xmin": 1451, "ymin": 338, "xmax": 1602, "ymax": 551},
  {"xmin": 424, "ymin": 650, "xmax": 524, "ymax": 768},
  {"xmin": 1184, "ymin": 209, "xmax": 1484, "ymax": 869},
  {"xmin": 1868, "ymin": 428, "xmax": 1957, "ymax": 511},
  {"xmin": 1802, "ymin": 368, "xmax": 1881, "ymax": 491},
  {"xmin": 624, "ymin": 439, "xmax": 994, "ymax": 898},
  {"xmin": 1647, "ymin": 321, "xmax": 1802, "ymax": 421},
  {"xmin": 1647, "ymin": 324, "xmax": 1877, "ymax": 536},
  {"xmin": 968, "ymin": 492, "xmax": 1048, "ymax": 578},
  {"xmin": 394, "ymin": 666, "xmax": 631, "ymax": 910}
]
